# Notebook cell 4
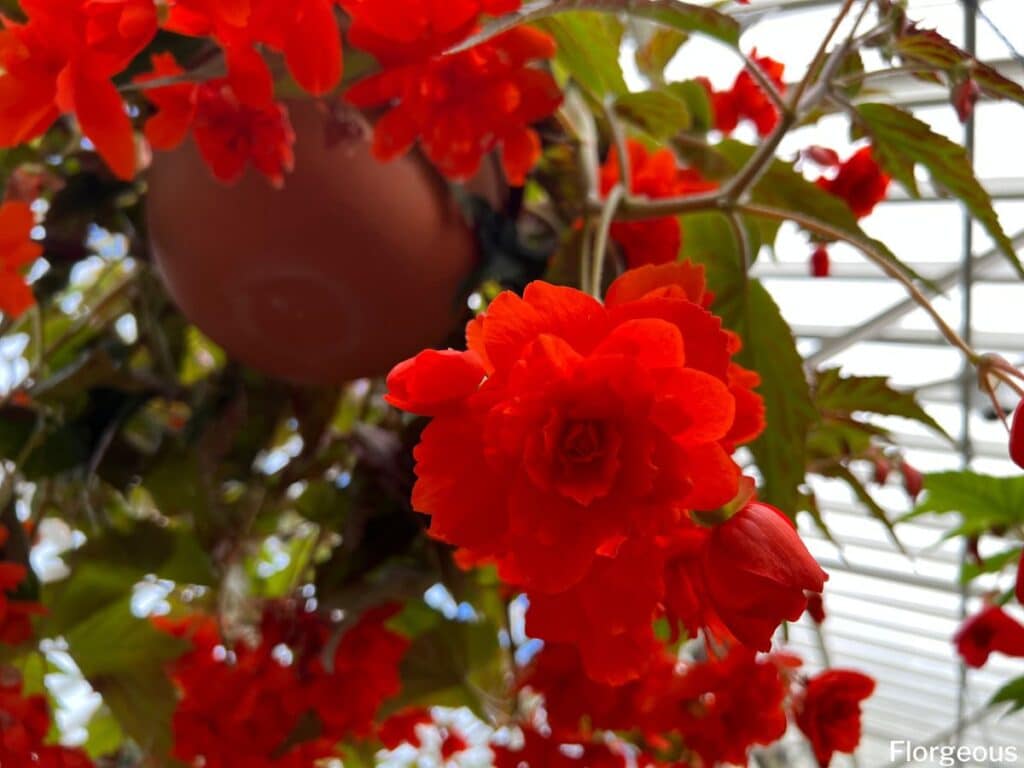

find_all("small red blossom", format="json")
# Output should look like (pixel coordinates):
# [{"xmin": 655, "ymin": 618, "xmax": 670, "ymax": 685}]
[
  {"xmin": 0, "ymin": 0, "xmax": 157, "ymax": 180},
  {"xmin": 379, "ymin": 707, "xmax": 433, "ymax": 749},
  {"xmin": 345, "ymin": 26, "xmax": 562, "ymax": 184},
  {"xmin": 137, "ymin": 55, "xmax": 296, "ymax": 186},
  {"xmin": 810, "ymin": 245, "xmax": 830, "ymax": 278},
  {"xmin": 796, "ymin": 670, "xmax": 876, "ymax": 767},
  {"xmin": 804, "ymin": 146, "xmax": 840, "ymax": 168},
  {"xmin": 599, "ymin": 140, "xmax": 717, "ymax": 268},
  {"xmin": 1010, "ymin": 400, "xmax": 1024, "ymax": 469},
  {"xmin": 816, "ymin": 146, "xmax": 890, "ymax": 219},
  {"xmin": 901, "ymin": 461, "xmax": 923, "ymax": 500},
  {"xmin": 340, "ymin": 0, "xmax": 521, "ymax": 63},
  {"xmin": 702, "ymin": 51, "xmax": 786, "ymax": 136},
  {"xmin": 0, "ymin": 201, "xmax": 42, "ymax": 319},
  {"xmin": 952, "ymin": 78, "xmax": 981, "ymax": 123},
  {"xmin": 955, "ymin": 605, "xmax": 1024, "ymax": 668}
]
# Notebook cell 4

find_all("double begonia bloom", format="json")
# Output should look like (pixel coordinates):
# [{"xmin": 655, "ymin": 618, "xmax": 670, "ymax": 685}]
[
  {"xmin": 387, "ymin": 263, "xmax": 762, "ymax": 596},
  {"xmin": 0, "ymin": 0, "xmax": 157, "ymax": 180},
  {"xmin": 796, "ymin": 669, "xmax": 875, "ymax": 767},
  {"xmin": 816, "ymin": 146, "xmax": 890, "ymax": 219},
  {"xmin": 599, "ymin": 140, "xmax": 717, "ymax": 268},
  {"xmin": 0, "ymin": 202, "xmax": 43, "ymax": 319},
  {"xmin": 954, "ymin": 604, "xmax": 1024, "ymax": 668},
  {"xmin": 346, "ymin": 26, "xmax": 562, "ymax": 184}
]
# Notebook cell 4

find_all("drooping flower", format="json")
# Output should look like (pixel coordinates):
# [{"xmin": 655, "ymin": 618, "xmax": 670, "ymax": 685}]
[
  {"xmin": 599, "ymin": 140, "xmax": 717, "ymax": 268},
  {"xmin": 954, "ymin": 605, "xmax": 1024, "ymax": 668},
  {"xmin": 816, "ymin": 146, "xmax": 890, "ymax": 219},
  {"xmin": 701, "ymin": 51, "xmax": 786, "ymax": 137},
  {"xmin": 0, "ymin": 0, "xmax": 157, "ymax": 180},
  {"xmin": 136, "ymin": 55, "xmax": 296, "ymax": 186},
  {"xmin": 806, "ymin": 592, "xmax": 827, "ymax": 624},
  {"xmin": 664, "ymin": 501, "xmax": 827, "ymax": 651},
  {"xmin": 796, "ymin": 670, "xmax": 875, "ymax": 767},
  {"xmin": 811, "ymin": 245, "xmax": 830, "ymax": 278},
  {"xmin": 345, "ymin": 26, "xmax": 562, "ymax": 184},
  {"xmin": 0, "ymin": 201, "xmax": 42, "ymax": 319}
]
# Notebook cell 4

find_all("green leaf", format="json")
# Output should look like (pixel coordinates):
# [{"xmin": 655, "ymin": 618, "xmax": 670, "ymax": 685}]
[
  {"xmin": 535, "ymin": 13, "xmax": 626, "ymax": 98},
  {"xmin": 614, "ymin": 90, "xmax": 691, "ymax": 138},
  {"xmin": 960, "ymin": 547, "xmax": 1021, "ymax": 586},
  {"xmin": 455, "ymin": 1, "xmax": 739, "ymax": 52},
  {"xmin": 635, "ymin": 26, "xmax": 688, "ymax": 84},
  {"xmin": 894, "ymin": 28, "xmax": 1024, "ymax": 106},
  {"xmin": 991, "ymin": 675, "xmax": 1024, "ymax": 714},
  {"xmin": 905, "ymin": 471, "xmax": 1024, "ymax": 536},
  {"xmin": 93, "ymin": 667, "xmax": 179, "ymax": 757},
  {"xmin": 84, "ymin": 705, "xmax": 126, "ymax": 759},
  {"xmin": 65, "ymin": 598, "xmax": 187, "ymax": 678},
  {"xmin": 667, "ymin": 80, "xmax": 714, "ymax": 133},
  {"xmin": 822, "ymin": 464, "xmax": 907, "ymax": 555},
  {"xmin": 813, "ymin": 368, "xmax": 951, "ymax": 441},
  {"xmin": 855, "ymin": 102, "xmax": 1023, "ymax": 277},
  {"xmin": 684, "ymin": 214, "xmax": 815, "ymax": 514}
]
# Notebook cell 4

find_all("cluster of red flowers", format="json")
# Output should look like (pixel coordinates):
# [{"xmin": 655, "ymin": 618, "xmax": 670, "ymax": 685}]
[
  {"xmin": 599, "ymin": 140, "xmax": 717, "ymax": 268},
  {"xmin": 515, "ymin": 642, "xmax": 874, "ymax": 768},
  {"xmin": 805, "ymin": 144, "xmax": 891, "ymax": 276},
  {"xmin": 344, "ymin": 0, "xmax": 561, "ymax": 185},
  {"xmin": 0, "ymin": 0, "xmax": 157, "ymax": 180},
  {"xmin": 387, "ymin": 262, "xmax": 826, "ymax": 684},
  {"xmin": 156, "ymin": 603, "xmax": 408, "ymax": 767},
  {"xmin": 0, "ymin": 201, "xmax": 42, "ymax": 319},
  {"xmin": 0, "ymin": 676, "xmax": 93, "ymax": 768},
  {"xmin": 701, "ymin": 51, "xmax": 787, "ymax": 137}
]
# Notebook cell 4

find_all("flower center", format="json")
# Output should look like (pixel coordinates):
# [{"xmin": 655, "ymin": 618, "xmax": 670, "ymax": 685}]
[{"xmin": 559, "ymin": 420, "xmax": 605, "ymax": 464}]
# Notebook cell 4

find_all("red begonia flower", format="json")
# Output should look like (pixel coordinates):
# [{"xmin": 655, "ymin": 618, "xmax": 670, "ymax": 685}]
[
  {"xmin": 796, "ymin": 670, "xmax": 876, "ymax": 767},
  {"xmin": 676, "ymin": 646, "xmax": 790, "ymax": 766},
  {"xmin": 0, "ymin": 201, "xmax": 42, "ymax": 319},
  {"xmin": 345, "ymin": 26, "xmax": 561, "ymax": 184},
  {"xmin": 955, "ymin": 604, "xmax": 1024, "ymax": 668},
  {"xmin": 599, "ymin": 140, "xmax": 717, "ymax": 268},
  {"xmin": 158, "ymin": 604, "xmax": 408, "ymax": 767},
  {"xmin": 0, "ymin": 0, "xmax": 156, "ymax": 180},
  {"xmin": 665, "ymin": 502, "xmax": 826, "ymax": 651},
  {"xmin": 701, "ymin": 51, "xmax": 786, "ymax": 137},
  {"xmin": 378, "ymin": 707, "xmax": 433, "ymax": 749},
  {"xmin": 806, "ymin": 592, "xmax": 827, "ymax": 624},
  {"xmin": 816, "ymin": 146, "xmax": 890, "ymax": 219},
  {"xmin": 137, "ymin": 55, "xmax": 296, "ymax": 186}
]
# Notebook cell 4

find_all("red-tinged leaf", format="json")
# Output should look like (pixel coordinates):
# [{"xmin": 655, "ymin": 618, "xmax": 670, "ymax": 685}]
[{"xmin": 856, "ymin": 102, "xmax": 1024, "ymax": 277}]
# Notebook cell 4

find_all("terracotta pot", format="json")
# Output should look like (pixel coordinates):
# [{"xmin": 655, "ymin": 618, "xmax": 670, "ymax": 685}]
[{"xmin": 146, "ymin": 101, "xmax": 490, "ymax": 385}]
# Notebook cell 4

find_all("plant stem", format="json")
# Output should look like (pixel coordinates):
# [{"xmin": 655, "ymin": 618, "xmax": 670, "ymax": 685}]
[
  {"xmin": 787, "ymin": 0, "xmax": 858, "ymax": 110},
  {"xmin": 591, "ymin": 184, "xmax": 625, "ymax": 297}
]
